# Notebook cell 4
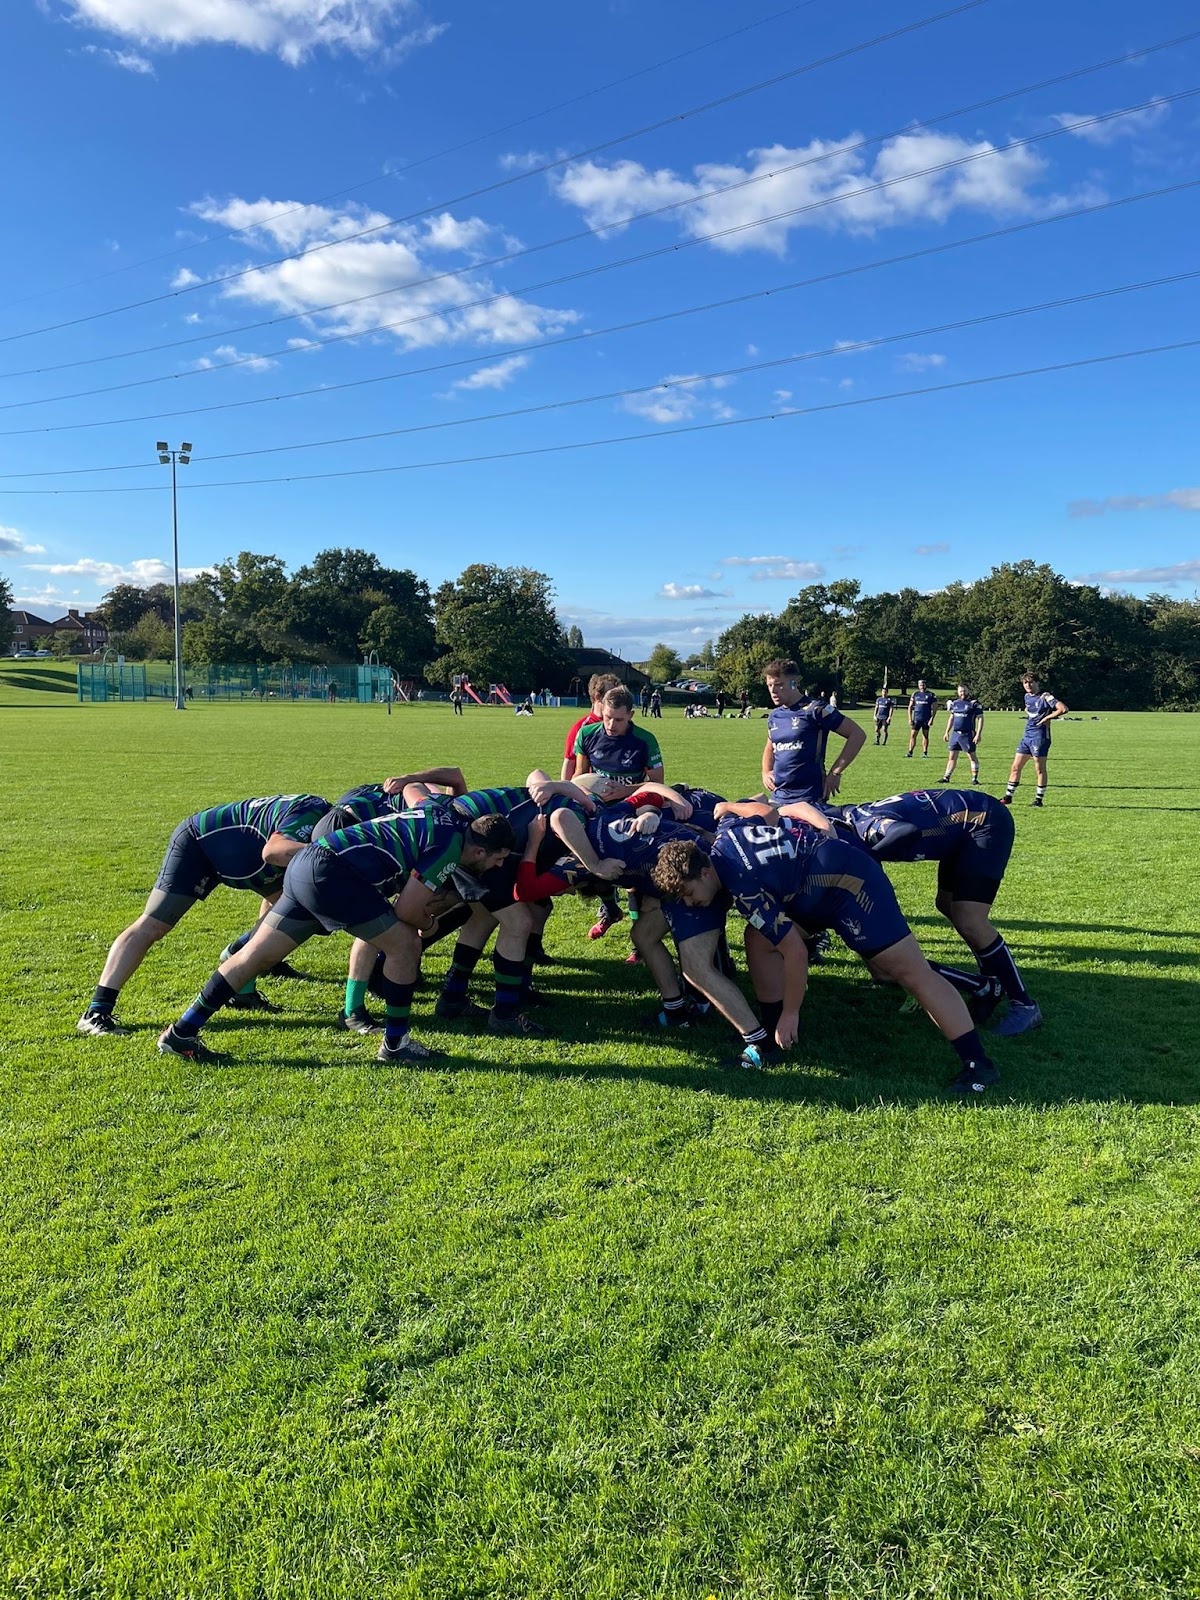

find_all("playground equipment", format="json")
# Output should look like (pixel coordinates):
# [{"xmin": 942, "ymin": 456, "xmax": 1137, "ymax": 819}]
[{"xmin": 487, "ymin": 683, "xmax": 513, "ymax": 706}]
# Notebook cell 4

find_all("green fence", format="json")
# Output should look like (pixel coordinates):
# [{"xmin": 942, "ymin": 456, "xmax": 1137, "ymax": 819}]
[{"xmin": 79, "ymin": 661, "xmax": 400, "ymax": 703}]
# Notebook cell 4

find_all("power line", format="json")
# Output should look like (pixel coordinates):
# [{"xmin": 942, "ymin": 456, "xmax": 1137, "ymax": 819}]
[
  {"xmin": 3, "ymin": 267, "xmax": 1194, "ymax": 480},
  {"xmin": 0, "ymin": 337, "xmax": 1194, "ymax": 495},
  {"xmin": 0, "ymin": 1, "xmax": 987, "ymax": 348},
  {"xmin": 1, "ymin": 176, "xmax": 1193, "ymax": 440},
  {"xmin": 0, "ymin": 0, "xmax": 827, "ymax": 316},
  {"xmin": 7, "ymin": 27, "xmax": 1195, "ymax": 382},
  {"xmin": 2, "ymin": 89, "xmax": 1194, "ymax": 418}
]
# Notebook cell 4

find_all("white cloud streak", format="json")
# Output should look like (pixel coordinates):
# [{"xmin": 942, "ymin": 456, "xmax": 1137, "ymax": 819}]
[
  {"xmin": 0, "ymin": 525, "xmax": 47, "ymax": 556},
  {"xmin": 448, "ymin": 354, "xmax": 529, "ymax": 392},
  {"xmin": 658, "ymin": 582, "xmax": 733, "ymax": 600},
  {"xmin": 913, "ymin": 542, "xmax": 950, "ymax": 555},
  {"xmin": 1069, "ymin": 488, "xmax": 1200, "ymax": 518},
  {"xmin": 26, "ymin": 557, "xmax": 213, "ymax": 586},
  {"xmin": 621, "ymin": 373, "xmax": 734, "ymax": 426},
  {"xmin": 1051, "ymin": 99, "xmax": 1169, "ymax": 147},
  {"xmin": 1074, "ymin": 560, "xmax": 1200, "ymax": 588}
]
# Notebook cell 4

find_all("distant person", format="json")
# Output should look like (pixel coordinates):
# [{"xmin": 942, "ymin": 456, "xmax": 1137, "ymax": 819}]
[
  {"xmin": 541, "ymin": 687, "xmax": 552, "ymax": 707},
  {"xmin": 450, "ymin": 686, "xmax": 464, "ymax": 716},
  {"xmin": 649, "ymin": 689, "xmax": 662, "ymax": 719},
  {"xmin": 906, "ymin": 679, "xmax": 937, "ymax": 758},
  {"xmin": 739, "ymin": 687, "xmax": 749, "ymax": 716},
  {"xmin": 941, "ymin": 683, "xmax": 984, "ymax": 785},
  {"xmin": 714, "ymin": 692, "xmax": 726, "ymax": 717},
  {"xmin": 640, "ymin": 683, "xmax": 652, "ymax": 715},
  {"xmin": 873, "ymin": 689, "xmax": 895, "ymax": 745},
  {"xmin": 828, "ymin": 690, "xmax": 839, "ymax": 710},
  {"xmin": 515, "ymin": 696, "xmax": 534, "ymax": 716},
  {"xmin": 1003, "ymin": 672, "xmax": 1069, "ymax": 808},
  {"xmin": 327, "ymin": 680, "xmax": 337, "ymax": 704}
]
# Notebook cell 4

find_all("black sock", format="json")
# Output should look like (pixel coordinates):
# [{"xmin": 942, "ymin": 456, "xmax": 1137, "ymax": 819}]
[
  {"xmin": 741, "ymin": 1025, "xmax": 769, "ymax": 1049},
  {"xmin": 176, "ymin": 973, "xmax": 237, "ymax": 1039},
  {"xmin": 89, "ymin": 984, "xmax": 119, "ymax": 1014},
  {"xmin": 950, "ymin": 1028, "xmax": 993, "ymax": 1069},
  {"xmin": 598, "ymin": 886, "xmax": 621, "ymax": 918},
  {"xmin": 929, "ymin": 961, "xmax": 986, "ymax": 996},
  {"xmin": 976, "ymin": 937, "xmax": 1031, "ymax": 1005},
  {"xmin": 1035, "ymin": 784, "xmax": 1046, "ymax": 800},
  {"xmin": 421, "ymin": 901, "xmax": 472, "ymax": 949},
  {"xmin": 760, "ymin": 999, "xmax": 784, "ymax": 1039},
  {"xmin": 379, "ymin": 973, "xmax": 415, "ymax": 1045},
  {"xmin": 492, "ymin": 953, "xmax": 525, "ymax": 1019},
  {"xmin": 442, "ymin": 941, "xmax": 483, "ymax": 999}
]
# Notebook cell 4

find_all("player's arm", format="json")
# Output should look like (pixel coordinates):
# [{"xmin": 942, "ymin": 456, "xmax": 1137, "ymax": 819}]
[
  {"xmin": 823, "ymin": 716, "xmax": 865, "ymax": 800},
  {"xmin": 908, "ymin": 694, "xmax": 918, "ymax": 723},
  {"xmin": 761, "ymin": 736, "xmax": 776, "ymax": 792},
  {"xmin": 775, "ymin": 801, "xmax": 838, "ymax": 835},
  {"xmin": 943, "ymin": 708, "xmax": 952, "ymax": 742},
  {"xmin": 525, "ymin": 769, "xmax": 597, "ymax": 812},
  {"xmin": 514, "ymin": 815, "xmax": 574, "ymax": 901},
  {"xmin": 549, "ymin": 807, "xmax": 622, "ymax": 880},
  {"xmin": 261, "ymin": 831, "xmax": 309, "ymax": 868},
  {"xmin": 776, "ymin": 927, "xmax": 811, "ymax": 1047},
  {"xmin": 1038, "ymin": 696, "xmax": 1069, "ymax": 725},
  {"xmin": 625, "ymin": 782, "xmax": 690, "ymax": 819},
  {"xmin": 638, "ymin": 728, "xmax": 665, "ymax": 785},
  {"xmin": 973, "ymin": 708, "xmax": 985, "ymax": 745},
  {"xmin": 714, "ymin": 799, "xmax": 779, "ymax": 822},
  {"xmin": 393, "ymin": 874, "xmax": 438, "ymax": 931},
  {"xmin": 382, "ymin": 766, "xmax": 466, "ymax": 797}
]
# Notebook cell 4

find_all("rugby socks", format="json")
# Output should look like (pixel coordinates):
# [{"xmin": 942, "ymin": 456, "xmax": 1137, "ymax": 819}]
[
  {"xmin": 597, "ymin": 885, "xmax": 621, "ymax": 920},
  {"xmin": 176, "ymin": 973, "xmax": 237, "ymax": 1039},
  {"xmin": 760, "ymin": 999, "xmax": 784, "ymax": 1040},
  {"xmin": 741, "ymin": 1024, "xmax": 770, "ymax": 1057},
  {"xmin": 950, "ymin": 1028, "xmax": 993, "ymax": 1070},
  {"xmin": 976, "ymin": 937, "xmax": 1032, "ymax": 1005},
  {"xmin": 378, "ymin": 974, "xmax": 415, "ymax": 1046},
  {"xmin": 492, "ymin": 953, "xmax": 525, "ymax": 1020},
  {"xmin": 220, "ymin": 927, "xmax": 261, "ymax": 995},
  {"xmin": 344, "ymin": 978, "xmax": 369, "ymax": 1018},
  {"xmin": 1004, "ymin": 780, "xmax": 1018, "ymax": 799},
  {"xmin": 88, "ymin": 984, "xmax": 120, "ymax": 1015},
  {"xmin": 661, "ymin": 995, "xmax": 688, "ymax": 1026},
  {"xmin": 929, "ymin": 961, "xmax": 985, "ymax": 995},
  {"xmin": 442, "ymin": 941, "xmax": 483, "ymax": 1001},
  {"xmin": 1035, "ymin": 784, "xmax": 1047, "ymax": 803}
]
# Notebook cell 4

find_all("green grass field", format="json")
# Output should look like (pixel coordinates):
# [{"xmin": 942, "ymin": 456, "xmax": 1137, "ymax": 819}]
[{"xmin": 3, "ymin": 698, "xmax": 1199, "ymax": 1599}]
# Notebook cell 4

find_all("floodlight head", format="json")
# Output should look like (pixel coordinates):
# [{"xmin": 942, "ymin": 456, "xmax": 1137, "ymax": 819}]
[
  {"xmin": 178, "ymin": 452, "xmax": 191, "ymax": 465},
  {"xmin": 158, "ymin": 452, "xmax": 170, "ymax": 465},
  {"xmin": 181, "ymin": 443, "xmax": 192, "ymax": 454},
  {"xmin": 156, "ymin": 441, "xmax": 168, "ymax": 453}
]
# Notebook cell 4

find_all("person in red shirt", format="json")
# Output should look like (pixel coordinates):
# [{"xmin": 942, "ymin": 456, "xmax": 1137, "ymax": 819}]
[{"xmin": 561, "ymin": 672, "xmax": 620, "ymax": 781}]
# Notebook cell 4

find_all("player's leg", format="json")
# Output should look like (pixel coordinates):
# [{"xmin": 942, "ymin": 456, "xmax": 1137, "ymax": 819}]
[
  {"xmin": 1003, "ymin": 750, "xmax": 1030, "ymax": 804},
  {"xmin": 866, "ymin": 935, "xmax": 999, "ymax": 1093},
  {"xmin": 906, "ymin": 723, "xmax": 917, "ymax": 757},
  {"xmin": 631, "ymin": 898, "xmax": 688, "ymax": 1026},
  {"xmin": 435, "ymin": 901, "xmax": 496, "ymax": 1021},
  {"xmin": 969, "ymin": 748, "xmax": 980, "ymax": 783},
  {"xmin": 487, "ymin": 900, "xmax": 545, "ymax": 1035},
  {"xmin": 158, "ymin": 916, "xmax": 305, "ymax": 1061},
  {"xmin": 941, "ymin": 748, "xmax": 958, "ymax": 782},
  {"xmin": 338, "ymin": 937, "xmax": 382, "ymax": 1033},
  {"xmin": 78, "ymin": 819, "xmax": 213, "ymax": 1035},
  {"xmin": 677, "ymin": 929, "xmax": 772, "ymax": 1065},
  {"xmin": 921, "ymin": 725, "xmax": 930, "ymax": 756},
  {"xmin": 1030, "ymin": 753, "xmax": 1049, "ymax": 807}
]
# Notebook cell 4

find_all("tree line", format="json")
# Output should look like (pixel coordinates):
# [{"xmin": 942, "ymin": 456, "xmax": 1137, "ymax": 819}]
[{"xmin": 6, "ymin": 551, "xmax": 1197, "ymax": 708}]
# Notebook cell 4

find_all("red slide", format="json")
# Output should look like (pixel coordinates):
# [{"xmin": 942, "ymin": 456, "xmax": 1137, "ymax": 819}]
[
  {"xmin": 462, "ymin": 681, "xmax": 485, "ymax": 704},
  {"xmin": 493, "ymin": 683, "xmax": 513, "ymax": 705}
]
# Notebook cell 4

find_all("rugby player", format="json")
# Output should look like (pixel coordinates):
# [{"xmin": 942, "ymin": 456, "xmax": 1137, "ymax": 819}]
[
  {"xmin": 906, "ymin": 679, "xmax": 937, "ymax": 758},
  {"xmin": 156, "ymin": 807, "xmax": 514, "ymax": 1065},
  {"xmin": 1003, "ymin": 674, "xmax": 1069, "ymax": 808},
  {"xmin": 77, "ymin": 793, "xmax": 330, "ymax": 1037},
  {"xmin": 873, "ymin": 689, "xmax": 895, "ymax": 746},
  {"xmin": 761, "ymin": 660, "xmax": 864, "ymax": 805},
  {"xmin": 560, "ymin": 672, "xmax": 623, "ymax": 939},
  {"xmin": 572, "ymin": 685, "xmax": 665, "ymax": 785},
  {"xmin": 651, "ymin": 820, "xmax": 1003, "ymax": 1093},
  {"xmin": 940, "ymin": 684, "xmax": 984, "ymax": 785}
]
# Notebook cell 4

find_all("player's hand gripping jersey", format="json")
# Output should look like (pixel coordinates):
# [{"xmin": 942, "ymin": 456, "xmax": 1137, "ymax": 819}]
[{"xmin": 767, "ymin": 699, "xmax": 844, "ymax": 802}]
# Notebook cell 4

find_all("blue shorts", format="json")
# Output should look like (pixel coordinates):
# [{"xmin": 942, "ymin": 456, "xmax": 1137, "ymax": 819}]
[
  {"xmin": 786, "ymin": 839, "xmax": 911, "ymax": 959},
  {"xmin": 1016, "ymin": 732, "xmax": 1050, "ymax": 759},
  {"xmin": 146, "ymin": 819, "xmax": 223, "ymax": 925},
  {"xmin": 947, "ymin": 733, "xmax": 976, "ymax": 754},
  {"xmin": 662, "ymin": 891, "xmax": 730, "ymax": 945},
  {"xmin": 911, "ymin": 718, "xmax": 931, "ymax": 732},
  {"xmin": 264, "ymin": 845, "xmax": 398, "ymax": 943},
  {"xmin": 769, "ymin": 782, "xmax": 823, "ymax": 807},
  {"xmin": 938, "ymin": 799, "xmax": 1014, "ymax": 905}
]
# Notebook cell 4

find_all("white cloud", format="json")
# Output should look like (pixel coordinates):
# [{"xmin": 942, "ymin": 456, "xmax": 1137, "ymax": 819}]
[
  {"xmin": 194, "ymin": 343, "xmax": 277, "ymax": 373},
  {"xmin": 172, "ymin": 267, "xmax": 202, "ymax": 288},
  {"xmin": 1051, "ymin": 99, "xmax": 1169, "ymax": 147},
  {"xmin": 499, "ymin": 151, "xmax": 547, "ymax": 173},
  {"xmin": 65, "ymin": 0, "xmax": 447, "ymax": 65},
  {"xmin": 1069, "ymin": 488, "xmax": 1200, "ymax": 518},
  {"xmin": 0, "ymin": 525, "xmax": 47, "ymax": 556},
  {"xmin": 184, "ymin": 194, "xmax": 577, "ymax": 354},
  {"xmin": 749, "ymin": 561, "xmax": 826, "ymax": 583},
  {"xmin": 913, "ymin": 542, "xmax": 950, "ymax": 555},
  {"xmin": 1074, "ymin": 559, "xmax": 1200, "ymax": 588},
  {"xmin": 82, "ymin": 43, "xmax": 154, "ymax": 72},
  {"xmin": 552, "ymin": 126, "xmax": 1055, "ymax": 256},
  {"xmin": 622, "ymin": 373, "xmax": 735, "ymax": 426},
  {"xmin": 720, "ymin": 555, "xmax": 790, "ymax": 566},
  {"xmin": 26, "ymin": 557, "xmax": 213, "ymax": 586},
  {"xmin": 897, "ymin": 352, "xmax": 946, "ymax": 372},
  {"xmin": 557, "ymin": 601, "xmax": 746, "ymax": 657},
  {"xmin": 447, "ymin": 354, "xmax": 529, "ymax": 392},
  {"xmin": 183, "ymin": 312, "xmax": 202, "ymax": 324},
  {"xmin": 837, "ymin": 378, "xmax": 854, "ymax": 390},
  {"xmin": 773, "ymin": 389, "xmax": 792, "ymax": 402},
  {"xmin": 659, "ymin": 582, "xmax": 733, "ymax": 600}
]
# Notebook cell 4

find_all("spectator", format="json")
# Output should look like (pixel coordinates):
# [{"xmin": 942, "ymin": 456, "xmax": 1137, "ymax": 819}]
[
  {"xmin": 640, "ymin": 683, "xmax": 652, "ymax": 715},
  {"xmin": 649, "ymin": 689, "xmax": 662, "ymax": 719}
]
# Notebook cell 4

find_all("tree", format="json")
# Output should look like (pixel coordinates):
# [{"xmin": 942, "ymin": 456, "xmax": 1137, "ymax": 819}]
[
  {"xmin": 360, "ymin": 601, "xmax": 438, "ymax": 677},
  {"xmin": 710, "ymin": 611, "xmax": 797, "ymax": 702},
  {"xmin": 432, "ymin": 565, "xmax": 574, "ymax": 690},
  {"xmin": 566, "ymin": 624, "xmax": 584, "ymax": 650},
  {"xmin": 122, "ymin": 610, "xmax": 174, "ymax": 660},
  {"xmin": 284, "ymin": 548, "xmax": 434, "ymax": 664},
  {"xmin": 96, "ymin": 583, "xmax": 152, "ymax": 634},
  {"xmin": 51, "ymin": 631, "xmax": 90, "ymax": 657},
  {"xmin": 0, "ymin": 572, "xmax": 13, "ymax": 656},
  {"xmin": 645, "ymin": 643, "xmax": 683, "ymax": 683}
]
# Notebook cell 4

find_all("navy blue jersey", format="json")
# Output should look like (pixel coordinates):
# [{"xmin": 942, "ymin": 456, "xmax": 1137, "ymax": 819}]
[
  {"xmin": 543, "ymin": 798, "xmax": 694, "ymax": 891},
  {"xmin": 711, "ymin": 819, "xmax": 909, "ymax": 956},
  {"xmin": 947, "ymin": 697, "xmax": 983, "ymax": 735},
  {"xmin": 767, "ymin": 699, "xmax": 845, "ymax": 795},
  {"xmin": 189, "ymin": 794, "xmax": 329, "ymax": 892},
  {"xmin": 573, "ymin": 720, "xmax": 663, "ymax": 780},
  {"xmin": 874, "ymin": 696, "xmax": 894, "ymax": 720},
  {"xmin": 909, "ymin": 690, "xmax": 937, "ymax": 723},
  {"xmin": 1023, "ymin": 692, "xmax": 1061, "ymax": 736},
  {"xmin": 316, "ymin": 807, "xmax": 466, "ymax": 896},
  {"xmin": 832, "ymin": 790, "xmax": 995, "ymax": 861},
  {"xmin": 449, "ymin": 786, "xmax": 538, "ymax": 851},
  {"xmin": 670, "ymin": 784, "xmax": 726, "ymax": 834},
  {"xmin": 333, "ymin": 783, "xmax": 405, "ymax": 826}
]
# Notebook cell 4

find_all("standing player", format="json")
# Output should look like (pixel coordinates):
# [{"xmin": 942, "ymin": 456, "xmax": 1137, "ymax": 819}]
[
  {"xmin": 559, "ymin": 672, "xmax": 622, "ymax": 938},
  {"xmin": 761, "ymin": 660, "xmax": 865, "ymax": 805},
  {"xmin": 651, "ymin": 821, "xmax": 1002, "ymax": 1093},
  {"xmin": 156, "ymin": 807, "xmax": 514, "ymax": 1065},
  {"xmin": 873, "ymin": 689, "xmax": 895, "ymax": 746},
  {"xmin": 1003, "ymin": 673, "xmax": 1069, "ymax": 808},
  {"xmin": 573, "ymin": 685, "xmax": 664, "ymax": 785},
  {"xmin": 76, "ymin": 793, "xmax": 330, "ymax": 1037},
  {"xmin": 941, "ymin": 684, "xmax": 984, "ymax": 785},
  {"xmin": 906, "ymin": 679, "xmax": 937, "ymax": 758}
]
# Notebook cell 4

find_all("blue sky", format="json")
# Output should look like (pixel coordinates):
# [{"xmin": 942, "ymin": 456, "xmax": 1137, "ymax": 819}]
[{"xmin": 0, "ymin": 0, "xmax": 1196, "ymax": 654}]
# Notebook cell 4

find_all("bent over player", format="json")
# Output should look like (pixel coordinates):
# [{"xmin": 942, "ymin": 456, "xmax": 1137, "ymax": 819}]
[
  {"xmin": 77, "ymin": 793, "xmax": 329, "ymax": 1037},
  {"xmin": 1003, "ymin": 673, "xmax": 1068, "ymax": 808}
]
